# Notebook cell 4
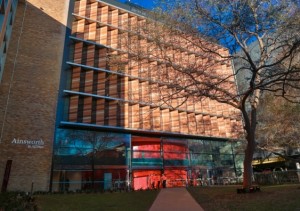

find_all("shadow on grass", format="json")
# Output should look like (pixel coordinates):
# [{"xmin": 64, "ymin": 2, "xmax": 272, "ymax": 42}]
[
  {"xmin": 35, "ymin": 190, "xmax": 160, "ymax": 211},
  {"xmin": 188, "ymin": 184, "xmax": 300, "ymax": 211}
]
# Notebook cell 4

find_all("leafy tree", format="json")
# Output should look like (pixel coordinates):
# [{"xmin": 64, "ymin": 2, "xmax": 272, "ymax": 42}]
[{"xmin": 112, "ymin": 0, "xmax": 300, "ymax": 188}]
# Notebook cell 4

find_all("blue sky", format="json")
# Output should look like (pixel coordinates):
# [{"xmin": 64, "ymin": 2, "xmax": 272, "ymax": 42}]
[{"xmin": 118, "ymin": 0, "xmax": 156, "ymax": 9}]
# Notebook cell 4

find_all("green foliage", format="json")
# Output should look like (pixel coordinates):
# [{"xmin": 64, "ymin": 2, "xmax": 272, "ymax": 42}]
[{"xmin": 0, "ymin": 192, "xmax": 37, "ymax": 211}]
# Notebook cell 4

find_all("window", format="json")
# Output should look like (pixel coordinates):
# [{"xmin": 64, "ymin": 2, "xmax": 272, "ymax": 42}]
[{"xmin": 0, "ymin": 0, "xmax": 5, "ymax": 14}]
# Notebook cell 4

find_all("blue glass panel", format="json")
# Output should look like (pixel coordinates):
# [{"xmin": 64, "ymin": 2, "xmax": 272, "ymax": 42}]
[
  {"xmin": 131, "ymin": 158, "xmax": 163, "ymax": 167},
  {"xmin": 164, "ymin": 159, "xmax": 189, "ymax": 166},
  {"xmin": 188, "ymin": 139, "xmax": 212, "ymax": 153},
  {"xmin": 54, "ymin": 129, "xmax": 130, "ymax": 166},
  {"xmin": 235, "ymin": 154, "xmax": 244, "ymax": 169},
  {"xmin": 55, "ymin": 128, "xmax": 130, "ymax": 156},
  {"xmin": 190, "ymin": 153, "xmax": 214, "ymax": 166}
]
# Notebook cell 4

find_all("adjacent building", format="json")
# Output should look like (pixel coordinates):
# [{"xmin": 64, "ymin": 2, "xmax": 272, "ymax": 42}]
[
  {"xmin": 0, "ymin": 0, "xmax": 18, "ymax": 82},
  {"xmin": 0, "ymin": 0, "xmax": 244, "ymax": 192},
  {"xmin": 0, "ymin": 0, "xmax": 69, "ymax": 192}
]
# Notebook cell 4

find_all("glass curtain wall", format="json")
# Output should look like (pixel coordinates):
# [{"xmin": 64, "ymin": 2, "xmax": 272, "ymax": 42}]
[
  {"xmin": 52, "ymin": 129, "xmax": 130, "ymax": 192},
  {"xmin": 52, "ymin": 130, "xmax": 243, "ymax": 192},
  {"xmin": 189, "ymin": 139, "xmax": 244, "ymax": 186}
]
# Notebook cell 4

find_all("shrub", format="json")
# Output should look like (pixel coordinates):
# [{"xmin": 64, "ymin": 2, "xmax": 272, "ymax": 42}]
[{"xmin": 0, "ymin": 192, "xmax": 37, "ymax": 211}]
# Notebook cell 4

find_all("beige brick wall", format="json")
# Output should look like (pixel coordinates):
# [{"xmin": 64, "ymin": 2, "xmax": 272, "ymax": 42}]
[{"xmin": 0, "ymin": 0, "xmax": 69, "ymax": 192}]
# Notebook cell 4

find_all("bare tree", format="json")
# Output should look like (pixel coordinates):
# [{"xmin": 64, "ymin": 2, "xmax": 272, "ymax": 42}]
[
  {"xmin": 110, "ymin": 0, "xmax": 300, "ymax": 189},
  {"xmin": 256, "ymin": 92, "xmax": 300, "ymax": 160},
  {"xmin": 69, "ymin": 131, "xmax": 123, "ymax": 190}
]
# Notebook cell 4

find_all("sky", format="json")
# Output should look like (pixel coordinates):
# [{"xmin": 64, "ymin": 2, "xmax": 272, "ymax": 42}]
[{"xmin": 118, "ymin": 0, "xmax": 156, "ymax": 9}]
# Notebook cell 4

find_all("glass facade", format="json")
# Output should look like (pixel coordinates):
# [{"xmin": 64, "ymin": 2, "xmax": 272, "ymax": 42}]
[
  {"xmin": 52, "ymin": 129, "xmax": 130, "ymax": 192},
  {"xmin": 52, "ymin": 128, "xmax": 243, "ymax": 191}
]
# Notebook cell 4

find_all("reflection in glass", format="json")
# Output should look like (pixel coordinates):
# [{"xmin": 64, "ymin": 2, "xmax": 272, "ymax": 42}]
[{"xmin": 52, "ymin": 130, "xmax": 244, "ymax": 191}]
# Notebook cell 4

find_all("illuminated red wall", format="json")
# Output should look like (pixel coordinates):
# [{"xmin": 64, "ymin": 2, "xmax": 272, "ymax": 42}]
[
  {"xmin": 163, "ymin": 144, "xmax": 187, "ymax": 160},
  {"xmin": 131, "ymin": 137, "xmax": 189, "ymax": 190},
  {"xmin": 133, "ymin": 170, "xmax": 161, "ymax": 190},
  {"xmin": 132, "ymin": 169, "xmax": 188, "ymax": 190},
  {"xmin": 164, "ymin": 169, "xmax": 187, "ymax": 187}
]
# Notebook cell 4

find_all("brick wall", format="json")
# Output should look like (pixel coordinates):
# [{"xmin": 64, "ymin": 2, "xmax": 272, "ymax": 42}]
[{"xmin": 0, "ymin": 0, "xmax": 69, "ymax": 192}]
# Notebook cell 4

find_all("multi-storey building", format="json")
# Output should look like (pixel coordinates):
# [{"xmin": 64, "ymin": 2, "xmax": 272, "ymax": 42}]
[
  {"xmin": 52, "ymin": 0, "xmax": 244, "ymax": 192},
  {"xmin": 0, "ymin": 0, "xmax": 69, "ymax": 192},
  {"xmin": 0, "ymin": 0, "xmax": 243, "ymax": 192},
  {"xmin": 0, "ymin": 0, "xmax": 18, "ymax": 82}
]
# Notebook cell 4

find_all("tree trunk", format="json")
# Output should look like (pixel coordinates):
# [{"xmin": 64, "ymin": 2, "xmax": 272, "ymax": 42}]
[
  {"xmin": 242, "ymin": 104, "xmax": 258, "ymax": 189},
  {"xmin": 91, "ymin": 152, "xmax": 95, "ymax": 191},
  {"xmin": 243, "ymin": 133, "xmax": 255, "ymax": 188}
]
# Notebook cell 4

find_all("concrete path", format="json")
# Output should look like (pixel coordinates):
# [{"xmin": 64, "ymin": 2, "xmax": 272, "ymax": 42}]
[{"xmin": 149, "ymin": 188, "xmax": 204, "ymax": 211}]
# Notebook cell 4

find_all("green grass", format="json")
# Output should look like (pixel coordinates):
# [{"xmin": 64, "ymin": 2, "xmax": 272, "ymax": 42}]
[
  {"xmin": 188, "ymin": 184, "xmax": 300, "ymax": 211},
  {"xmin": 35, "ymin": 190, "xmax": 159, "ymax": 211},
  {"xmin": 33, "ymin": 184, "xmax": 300, "ymax": 211}
]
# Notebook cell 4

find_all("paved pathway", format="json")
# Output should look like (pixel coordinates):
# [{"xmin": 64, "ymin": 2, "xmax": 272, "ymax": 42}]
[{"xmin": 149, "ymin": 188, "xmax": 204, "ymax": 211}]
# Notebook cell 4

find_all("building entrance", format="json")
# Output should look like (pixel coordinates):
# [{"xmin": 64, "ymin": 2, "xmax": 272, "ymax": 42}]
[{"xmin": 132, "ymin": 168, "xmax": 188, "ymax": 190}]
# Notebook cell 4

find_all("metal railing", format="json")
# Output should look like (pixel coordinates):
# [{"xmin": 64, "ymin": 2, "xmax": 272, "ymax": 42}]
[{"xmin": 254, "ymin": 170, "xmax": 300, "ymax": 185}]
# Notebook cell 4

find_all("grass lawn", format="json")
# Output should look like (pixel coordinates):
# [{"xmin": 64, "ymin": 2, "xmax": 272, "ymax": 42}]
[
  {"xmin": 188, "ymin": 184, "xmax": 300, "ymax": 211},
  {"xmin": 32, "ymin": 184, "xmax": 300, "ymax": 211},
  {"xmin": 35, "ymin": 190, "xmax": 159, "ymax": 211}
]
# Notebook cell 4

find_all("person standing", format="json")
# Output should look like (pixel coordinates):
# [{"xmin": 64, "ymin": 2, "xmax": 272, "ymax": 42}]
[
  {"xmin": 156, "ymin": 174, "xmax": 161, "ymax": 189},
  {"xmin": 150, "ymin": 174, "xmax": 155, "ymax": 189},
  {"xmin": 162, "ymin": 174, "xmax": 167, "ymax": 188}
]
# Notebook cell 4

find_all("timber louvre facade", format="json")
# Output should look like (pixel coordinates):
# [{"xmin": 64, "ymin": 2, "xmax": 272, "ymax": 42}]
[
  {"xmin": 53, "ymin": 0, "xmax": 244, "ymax": 192},
  {"xmin": 0, "ymin": 0, "xmax": 244, "ymax": 192}
]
